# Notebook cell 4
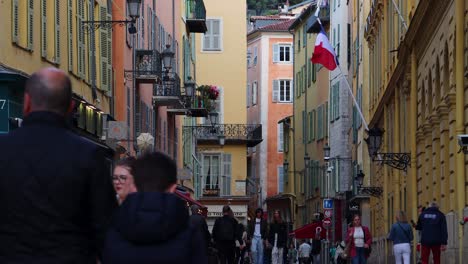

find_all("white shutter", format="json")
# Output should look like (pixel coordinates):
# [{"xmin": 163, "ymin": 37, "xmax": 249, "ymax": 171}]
[
  {"xmin": 12, "ymin": 0, "xmax": 19, "ymax": 43},
  {"xmin": 290, "ymin": 80, "xmax": 294, "ymax": 100},
  {"xmin": 278, "ymin": 166, "xmax": 284, "ymax": 193},
  {"xmin": 252, "ymin": 82, "xmax": 257, "ymax": 105},
  {"xmin": 278, "ymin": 123, "xmax": 284, "ymax": 152},
  {"xmin": 28, "ymin": 0, "xmax": 34, "ymax": 50},
  {"xmin": 273, "ymin": 44, "xmax": 279, "ymax": 62},
  {"xmin": 212, "ymin": 20, "xmax": 220, "ymax": 50},
  {"xmin": 55, "ymin": 0, "xmax": 60, "ymax": 63},
  {"xmin": 247, "ymin": 84, "xmax": 251, "ymax": 108},
  {"xmin": 203, "ymin": 20, "xmax": 211, "ymax": 50},
  {"xmin": 222, "ymin": 153, "xmax": 232, "ymax": 195},
  {"xmin": 272, "ymin": 80, "xmax": 279, "ymax": 102}
]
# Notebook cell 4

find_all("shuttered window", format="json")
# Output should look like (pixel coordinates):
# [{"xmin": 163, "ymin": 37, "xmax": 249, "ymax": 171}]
[
  {"xmin": 278, "ymin": 166, "xmax": 284, "ymax": 193},
  {"xmin": 55, "ymin": 0, "xmax": 60, "ymax": 63},
  {"xmin": 99, "ymin": 6, "xmax": 111, "ymax": 91},
  {"xmin": 12, "ymin": 0, "xmax": 19, "ymax": 43},
  {"xmin": 203, "ymin": 19, "xmax": 222, "ymax": 51},
  {"xmin": 28, "ymin": 0, "xmax": 34, "ymax": 49},
  {"xmin": 77, "ymin": 0, "xmax": 85, "ymax": 77},
  {"xmin": 278, "ymin": 123, "xmax": 284, "ymax": 152},
  {"xmin": 222, "ymin": 154, "xmax": 232, "ymax": 196},
  {"xmin": 41, "ymin": 0, "xmax": 47, "ymax": 57},
  {"xmin": 273, "ymin": 44, "xmax": 292, "ymax": 63},
  {"xmin": 302, "ymin": 110, "xmax": 306, "ymax": 144},
  {"xmin": 67, "ymin": 0, "xmax": 73, "ymax": 71},
  {"xmin": 252, "ymin": 82, "xmax": 257, "ymax": 105},
  {"xmin": 317, "ymin": 105, "xmax": 324, "ymax": 140}
]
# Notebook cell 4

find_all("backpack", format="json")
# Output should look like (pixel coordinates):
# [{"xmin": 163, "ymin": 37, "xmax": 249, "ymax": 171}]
[{"xmin": 216, "ymin": 217, "xmax": 235, "ymax": 241}]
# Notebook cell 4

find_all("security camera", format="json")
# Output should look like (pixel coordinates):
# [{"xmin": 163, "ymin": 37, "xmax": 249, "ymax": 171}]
[
  {"xmin": 327, "ymin": 166, "xmax": 334, "ymax": 173},
  {"xmin": 457, "ymin": 135, "xmax": 468, "ymax": 147}
]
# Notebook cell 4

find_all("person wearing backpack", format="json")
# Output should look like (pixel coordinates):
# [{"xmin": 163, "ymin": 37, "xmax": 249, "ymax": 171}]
[
  {"xmin": 213, "ymin": 205, "xmax": 244, "ymax": 264},
  {"xmin": 388, "ymin": 211, "xmax": 413, "ymax": 264}
]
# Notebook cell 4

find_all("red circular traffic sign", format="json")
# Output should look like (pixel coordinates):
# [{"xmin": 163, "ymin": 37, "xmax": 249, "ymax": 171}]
[{"xmin": 323, "ymin": 218, "xmax": 332, "ymax": 229}]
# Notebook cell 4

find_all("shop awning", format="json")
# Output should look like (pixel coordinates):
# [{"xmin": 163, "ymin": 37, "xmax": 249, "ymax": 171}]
[{"xmin": 289, "ymin": 221, "xmax": 326, "ymax": 239}]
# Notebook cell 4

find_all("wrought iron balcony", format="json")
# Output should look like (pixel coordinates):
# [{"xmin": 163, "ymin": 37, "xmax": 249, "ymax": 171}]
[
  {"xmin": 153, "ymin": 73, "xmax": 181, "ymax": 106},
  {"xmin": 124, "ymin": 50, "xmax": 163, "ymax": 83},
  {"xmin": 184, "ymin": 124, "xmax": 263, "ymax": 147},
  {"xmin": 306, "ymin": 5, "xmax": 330, "ymax": 33},
  {"xmin": 186, "ymin": 0, "xmax": 207, "ymax": 33}
]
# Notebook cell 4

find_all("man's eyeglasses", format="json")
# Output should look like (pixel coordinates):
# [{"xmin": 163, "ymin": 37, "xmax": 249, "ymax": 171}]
[{"xmin": 112, "ymin": 175, "xmax": 128, "ymax": 183}]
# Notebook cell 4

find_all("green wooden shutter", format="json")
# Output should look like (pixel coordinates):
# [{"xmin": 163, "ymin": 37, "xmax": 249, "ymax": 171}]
[
  {"xmin": 296, "ymin": 72, "xmax": 300, "ymax": 98},
  {"xmin": 278, "ymin": 166, "xmax": 284, "ymax": 193},
  {"xmin": 222, "ymin": 153, "xmax": 231, "ymax": 195},
  {"xmin": 272, "ymin": 80, "xmax": 279, "ymax": 102},
  {"xmin": 77, "ymin": 0, "xmax": 83, "ymax": 77},
  {"xmin": 12, "ymin": 0, "xmax": 19, "ymax": 44},
  {"xmin": 107, "ymin": 11, "xmax": 112, "ymax": 92},
  {"xmin": 68, "ymin": 0, "xmax": 73, "ymax": 71},
  {"xmin": 55, "ymin": 0, "xmax": 60, "ymax": 63},
  {"xmin": 325, "ymin": 101, "xmax": 328, "ymax": 138},
  {"xmin": 318, "ymin": 105, "xmax": 323, "ymax": 139},
  {"xmin": 312, "ymin": 62, "xmax": 316, "ymax": 82},
  {"xmin": 307, "ymin": 60, "xmax": 311, "ymax": 88},
  {"xmin": 28, "ymin": 0, "xmax": 34, "ymax": 50},
  {"xmin": 273, "ymin": 44, "xmax": 279, "ymax": 62},
  {"xmin": 312, "ymin": 110, "xmax": 316, "ymax": 140},
  {"xmin": 100, "ymin": 6, "xmax": 108, "ymax": 90},
  {"xmin": 336, "ymin": 83, "xmax": 340, "ymax": 120},
  {"xmin": 308, "ymin": 112, "xmax": 312, "ymax": 142},
  {"xmin": 302, "ymin": 110, "xmax": 306, "ymax": 144},
  {"xmin": 41, "ymin": 0, "xmax": 47, "ymax": 57}
]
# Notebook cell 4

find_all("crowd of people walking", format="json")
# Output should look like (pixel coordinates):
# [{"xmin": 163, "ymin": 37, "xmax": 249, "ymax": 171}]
[{"xmin": 0, "ymin": 67, "xmax": 450, "ymax": 264}]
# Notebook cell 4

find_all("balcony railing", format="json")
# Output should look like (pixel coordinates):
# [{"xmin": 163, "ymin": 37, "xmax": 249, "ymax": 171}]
[
  {"xmin": 133, "ymin": 49, "xmax": 163, "ymax": 83},
  {"xmin": 153, "ymin": 73, "xmax": 181, "ymax": 106},
  {"xmin": 186, "ymin": 0, "xmax": 207, "ymax": 33},
  {"xmin": 184, "ymin": 124, "xmax": 263, "ymax": 147}
]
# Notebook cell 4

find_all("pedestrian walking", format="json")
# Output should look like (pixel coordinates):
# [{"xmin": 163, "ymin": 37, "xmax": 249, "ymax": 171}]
[
  {"xmin": 287, "ymin": 243, "xmax": 298, "ymax": 264},
  {"xmin": 310, "ymin": 232, "xmax": 321, "ymax": 263},
  {"xmin": 190, "ymin": 204, "xmax": 211, "ymax": 251},
  {"xmin": 411, "ymin": 206, "xmax": 426, "ymax": 264},
  {"xmin": 102, "ymin": 152, "xmax": 207, "ymax": 264},
  {"xmin": 248, "ymin": 208, "xmax": 268, "ymax": 264},
  {"xmin": 416, "ymin": 202, "xmax": 448, "ymax": 264},
  {"xmin": 0, "ymin": 67, "xmax": 118, "ymax": 263},
  {"xmin": 346, "ymin": 214, "xmax": 372, "ymax": 264},
  {"xmin": 269, "ymin": 210, "xmax": 288, "ymax": 264},
  {"xmin": 113, "ymin": 157, "xmax": 137, "ymax": 205},
  {"xmin": 334, "ymin": 241, "xmax": 348, "ymax": 264},
  {"xmin": 388, "ymin": 211, "xmax": 413, "ymax": 264},
  {"xmin": 298, "ymin": 240, "xmax": 311, "ymax": 264},
  {"xmin": 213, "ymin": 205, "xmax": 244, "ymax": 264}
]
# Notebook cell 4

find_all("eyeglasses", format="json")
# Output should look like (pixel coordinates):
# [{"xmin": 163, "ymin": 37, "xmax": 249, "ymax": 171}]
[{"xmin": 112, "ymin": 175, "xmax": 128, "ymax": 183}]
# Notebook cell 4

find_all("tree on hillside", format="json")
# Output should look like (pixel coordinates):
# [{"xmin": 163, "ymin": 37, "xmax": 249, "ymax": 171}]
[{"xmin": 247, "ymin": 0, "xmax": 306, "ymax": 15}]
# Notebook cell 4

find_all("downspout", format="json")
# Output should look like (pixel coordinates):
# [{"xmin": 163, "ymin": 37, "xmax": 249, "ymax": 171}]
[
  {"xmin": 288, "ymin": 27, "xmax": 297, "ymax": 224},
  {"xmin": 410, "ymin": 50, "xmax": 417, "ymax": 257},
  {"xmin": 455, "ymin": 0, "xmax": 465, "ymax": 261}
]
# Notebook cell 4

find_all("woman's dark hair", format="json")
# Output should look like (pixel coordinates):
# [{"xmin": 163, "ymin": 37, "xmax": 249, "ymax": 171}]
[
  {"xmin": 273, "ymin": 209, "xmax": 283, "ymax": 223},
  {"xmin": 255, "ymin": 208, "xmax": 263, "ymax": 216},
  {"xmin": 115, "ymin": 157, "xmax": 136, "ymax": 170}
]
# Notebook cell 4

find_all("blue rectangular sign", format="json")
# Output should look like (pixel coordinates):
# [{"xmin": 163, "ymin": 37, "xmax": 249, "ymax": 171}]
[{"xmin": 323, "ymin": 199, "xmax": 333, "ymax": 209}]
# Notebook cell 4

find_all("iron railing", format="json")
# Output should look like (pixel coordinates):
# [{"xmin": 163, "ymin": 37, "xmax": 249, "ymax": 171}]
[
  {"xmin": 184, "ymin": 124, "xmax": 262, "ymax": 146},
  {"xmin": 153, "ymin": 73, "xmax": 181, "ymax": 97},
  {"xmin": 134, "ymin": 49, "xmax": 162, "ymax": 78}
]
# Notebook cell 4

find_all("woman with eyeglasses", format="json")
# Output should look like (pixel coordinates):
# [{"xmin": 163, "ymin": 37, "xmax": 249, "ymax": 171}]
[{"xmin": 112, "ymin": 157, "xmax": 137, "ymax": 205}]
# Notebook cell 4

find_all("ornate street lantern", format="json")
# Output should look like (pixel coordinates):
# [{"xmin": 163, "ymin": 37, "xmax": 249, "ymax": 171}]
[
  {"xmin": 184, "ymin": 77, "xmax": 195, "ymax": 97},
  {"xmin": 162, "ymin": 45, "xmax": 175, "ymax": 71},
  {"xmin": 127, "ymin": 0, "xmax": 142, "ymax": 20},
  {"xmin": 323, "ymin": 144, "xmax": 330, "ymax": 162},
  {"xmin": 365, "ymin": 127, "xmax": 384, "ymax": 157}
]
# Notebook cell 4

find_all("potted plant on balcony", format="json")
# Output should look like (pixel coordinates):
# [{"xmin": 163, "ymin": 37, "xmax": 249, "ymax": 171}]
[{"xmin": 196, "ymin": 85, "xmax": 219, "ymax": 111}]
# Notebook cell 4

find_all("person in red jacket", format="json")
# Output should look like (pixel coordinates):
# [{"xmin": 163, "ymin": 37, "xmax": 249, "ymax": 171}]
[{"xmin": 345, "ymin": 214, "xmax": 372, "ymax": 264}]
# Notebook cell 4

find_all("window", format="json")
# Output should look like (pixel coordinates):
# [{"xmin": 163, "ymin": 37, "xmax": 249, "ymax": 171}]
[
  {"xmin": 12, "ymin": 0, "xmax": 34, "ymax": 50},
  {"xmin": 331, "ymin": 82, "xmax": 340, "ymax": 120},
  {"xmin": 273, "ymin": 44, "xmax": 292, "ymax": 63},
  {"xmin": 278, "ymin": 123, "xmax": 284, "ymax": 152},
  {"xmin": 308, "ymin": 112, "xmax": 312, "ymax": 143},
  {"xmin": 246, "ymin": 83, "xmax": 251, "ymax": 108},
  {"xmin": 203, "ymin": 19, "xmax": 222, "ymax": 51},
  {"xmin": 273, "ymin": 80, "xmax": 292, "ymax": 103},
  {"xmin": 317, "ymin": 105, "xmax": 324, "ymax": 139},
  {"xmin": 222, "ymin": 154, "xmax": 232, "ymax": 196},
  {"xmin": 202, "ymin": 154, "xmax": 231, "ymax": 196},
  {"xmin": 278, "ymin": 166, "xmax": 284, "ymax": 193},
  {"xmin": 303, "ymin": 24, "xmax": 307, "ymax": 47},
  {"xmin": 252, "ymin": 82, "xmax": 257, "ymax": 105},
  {"xmin": 302, "ymin": 110, "xmax": 306, "ymax": 144},
  {"xmin": 253, "ymin": 46, "xmax": 258, "ymax": 65}
]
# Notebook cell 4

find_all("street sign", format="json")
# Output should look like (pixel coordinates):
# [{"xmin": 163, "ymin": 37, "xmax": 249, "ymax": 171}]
[
  {"xmin": 323, "ymin": 199, "xmax": 333, "ymax": 209},
  {"xmin": 324, "ymin": 209, "xmax": 333, "ymax": 218},
  {"xmin": 323, "ymin": 218, "xmax": 332, "ymax": 229}
]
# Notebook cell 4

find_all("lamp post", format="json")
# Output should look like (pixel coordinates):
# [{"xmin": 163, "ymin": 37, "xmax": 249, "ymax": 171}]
[
  {"xmin": 354, "ymin": 169, "xmax": 383, "ymax": 196},
  {"xmin": 365, "ymin": 127, "xmax": 410, "ymax": 171},
  {"xmin": 82, "ymin": 0, "xmax": 142, "ymax": 32},
  {"xmin": 184, "ymin": 77, "xmax": 195, "ymax": 97},
  {"xmin": 162, "ymin": 44, "xmax": 175, "ymax": 71}
]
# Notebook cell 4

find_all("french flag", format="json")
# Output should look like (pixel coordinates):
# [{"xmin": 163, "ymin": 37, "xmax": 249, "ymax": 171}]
[{"xmin": 311, "ymin": 30, "xmax": 338, "ymax": 71}]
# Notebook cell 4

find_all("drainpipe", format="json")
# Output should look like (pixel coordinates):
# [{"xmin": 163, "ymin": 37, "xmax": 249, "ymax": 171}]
[
  {"xmin": 410, "ymin": 50, "xmax": 417, "ymax": 256},
  {"xmin": 455, "ymin": 0, "xmax": 465, "ymax": 260}
]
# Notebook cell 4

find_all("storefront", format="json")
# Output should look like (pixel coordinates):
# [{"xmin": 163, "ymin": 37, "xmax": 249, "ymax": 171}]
[
  {"xmin": 198, "ymin": 197, "xmax": 250, "ymax": 232},
  {"xmin": 0, "ymin": 65, "xmax": 28, "ymax": 133}
]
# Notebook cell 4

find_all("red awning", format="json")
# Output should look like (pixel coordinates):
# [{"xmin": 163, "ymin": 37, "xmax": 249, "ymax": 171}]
[
  {"xmin": 174, "ymin": 190, "xmax": 207, "ymax": 209},
  {"xmin": 289, "ymin": 222, "xmax": 326, "ymax": 239}
]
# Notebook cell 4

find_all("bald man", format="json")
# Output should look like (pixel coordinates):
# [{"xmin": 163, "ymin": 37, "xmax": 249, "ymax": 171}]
[{"xmin": 0, "ymin": 68, "xmax": 118, "ymax": 263}]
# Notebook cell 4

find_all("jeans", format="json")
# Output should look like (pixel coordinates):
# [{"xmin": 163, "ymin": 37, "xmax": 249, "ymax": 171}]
[
  {"xmin": 352, "ymin": 247, "xmax": 367, "ymax": 264},
  {"xmin": 393, "ymin": 243, "xmax": 411, "ymax": 264},
  {"xmin": 251, "ymin": 236, "xmax": 264, "ymax": 264},
  {"xmin": 421, "ymin": 245, "xmax": 441, "ymax": 264},
  {"xmin": 272, "ymin": 247, "xmax": 284, "ymax": 264},
  {"xmin": 311, "ymin": 254, "xmax": 320, "ymax": 264}
]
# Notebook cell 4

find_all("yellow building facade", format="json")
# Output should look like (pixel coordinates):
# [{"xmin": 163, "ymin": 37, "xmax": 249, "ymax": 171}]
[
  {"xmin": 364, "ymin": 0, "xmax": 468, "ymax": 262},
  {"xmin": 1, "ymin": 0, "xmax": 112, "ymax": 137}
]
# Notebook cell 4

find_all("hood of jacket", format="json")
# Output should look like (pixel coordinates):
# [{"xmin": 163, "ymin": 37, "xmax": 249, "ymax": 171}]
[{"xmin": 113, "ymin": 192, "xmax": 189, "ymax": 244}]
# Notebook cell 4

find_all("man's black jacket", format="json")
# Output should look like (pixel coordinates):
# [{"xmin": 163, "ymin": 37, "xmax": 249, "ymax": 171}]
[
  {"xmin": 268, "ymin": 221, "xmax": 287, "ymax": 248},
  {"xmin": 0, "ymin": 112, "xmax": 118, "ymax": 263},
  {"xmin": 416, "ymin": 206, "xmax": 448, "ymax": 246},
  {"xmin": 248, "ymin": 217, "xmax": 268, "ymax": 240}
]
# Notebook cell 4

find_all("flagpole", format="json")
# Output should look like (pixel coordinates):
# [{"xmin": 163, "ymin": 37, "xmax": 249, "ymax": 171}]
[
  {"xmin": 336, "ymin": 65, "xmax": 369, "ymax": 131},
  {"xmin": 390, "ymin": 0, "xmax": 408, "ymax": 31}
]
